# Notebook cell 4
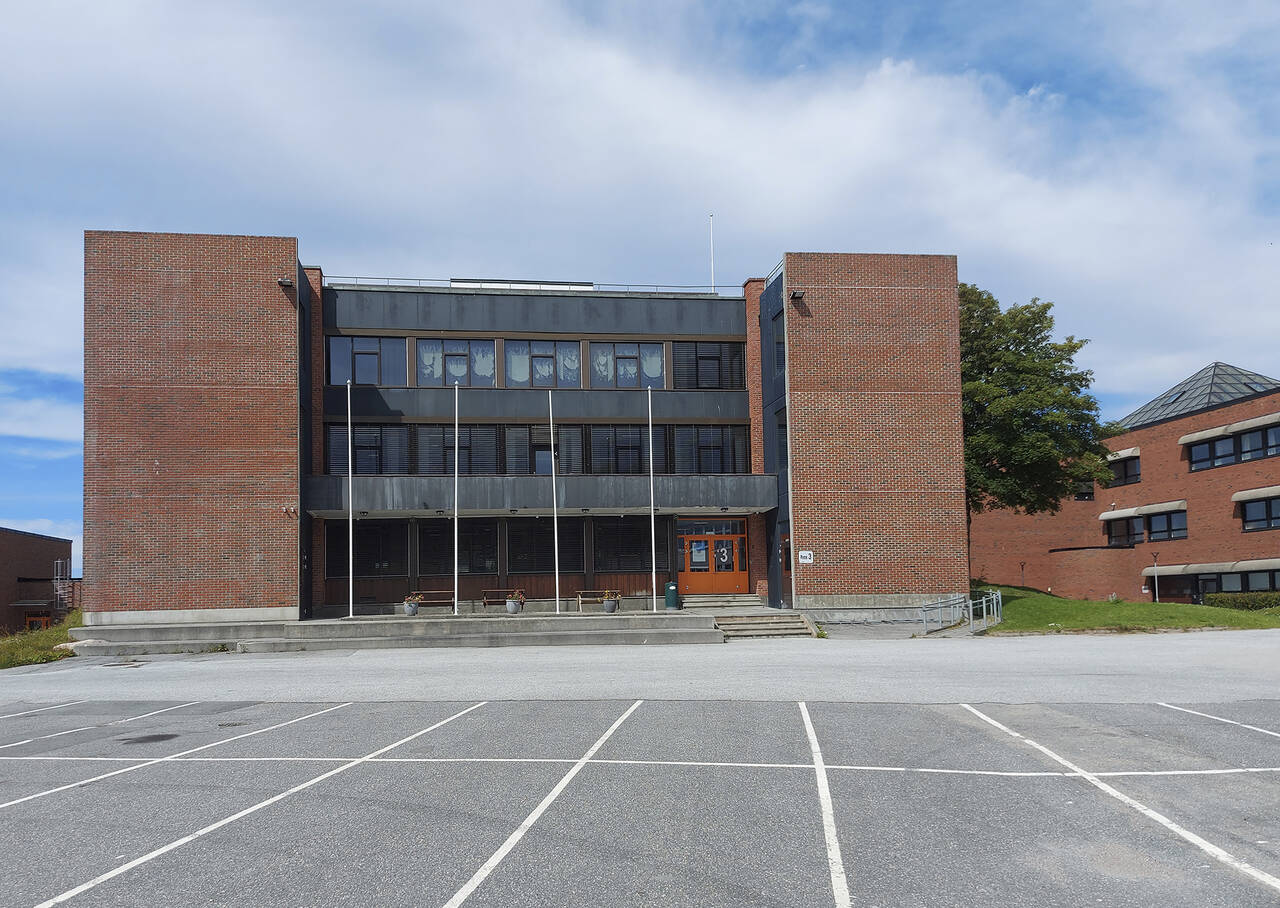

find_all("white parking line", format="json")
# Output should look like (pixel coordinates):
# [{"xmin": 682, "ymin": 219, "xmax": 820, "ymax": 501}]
[
  {"xmin": 0, "ymin": 701, "xmax": 87, "ymax": 720},
  {"xmin": 0, "ymin": 702, "xmax": 199, "ymax": 751},
  {"xmin": 961, "ymin": 703, "xmax": 1280, "ymax": 897},
  {"xmin": 1158, "ymin": 702, "xmax": 1280, "ymax": 740},
  {"xmin": 442, "ymin": 700, "xmax": 643, "ymax": 908},
  {"xmin": 35, "ymin": 702, "xmax": 488, "ymax": 907},
  {"xmin": 0, "ymin": 703, "xmax": 352, "ymax": 811},
  {"xmin": 799, "ymin": 702, "xmax": 851, "ymax": 908}
]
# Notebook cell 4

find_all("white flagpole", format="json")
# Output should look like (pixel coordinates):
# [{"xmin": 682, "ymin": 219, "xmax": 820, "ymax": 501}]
[
  {"xmin": 458, "ymin": 376, "xmax": 463, "ymax": 617},
  {"xmin": 346, "ymin": 379, "xmax": 354, "ymax": 620},
  {"xmin": 648, "ymin": 386, "xmax": 658, "ymax": 612},
  {"xmin": 709, "ymin": 213, "xmax": 715, "ymax": 293},
  {"xmin": 549, "ymin": 389, "xmax": 560, "ymax": 615}
]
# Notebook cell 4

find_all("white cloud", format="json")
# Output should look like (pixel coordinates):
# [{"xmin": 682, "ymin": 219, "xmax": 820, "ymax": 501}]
[
  {"xmin": 0, "ymin": 396, "xmax": 82, "ymax": 442},
  {"xmin": 0, "ymin": 0, "xmax": 1275, "ymax": 421}
]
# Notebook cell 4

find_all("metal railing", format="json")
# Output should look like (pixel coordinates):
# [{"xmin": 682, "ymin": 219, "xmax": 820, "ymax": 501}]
[
  {"xmin": 323, "ymin": 276, "xmax": 727, "ymax": 295},
  {"xmin": 919, "ymin": 589, "xmax": 1003, "ymax": 635}
]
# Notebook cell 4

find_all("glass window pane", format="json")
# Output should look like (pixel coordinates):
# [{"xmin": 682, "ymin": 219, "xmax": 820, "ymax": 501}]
[
  {"xmin": 1221, "ymin": 573, "xmax": 1242, "ymax": 592},
  {"xmin": 639, "ymin": 344, "xmax": 663, "ymax": 388},
  {"xmin": 1241, "ymin": 431, "xmax": 1264, "ymax": 460},
  {"xmin": 1190, "ymin": 443, "xmax": 1210, "ymax": 469},
  {"xmin": 1244, "ymin": 500, "xmax": 1267, "ymax": 528},
  {"xmin": 616, "ymin": 357, "xmax": 639, "ymax": 388},
  {"xmin": 557, "ymin": 342, "xmax": 580, "ymax": 387},
  {"xmin": 1268, "ymin": 427, "xmax": 1280, "ymax": 456},
  {"xmin": 445, "ymin": 355, "xmax": 469, "ymax": 385},
  {"xmin": 505, "ymin": 341, "xmax": 531, "ymax": 388},
  {"xmin": 1248, "ymin": 571, "xmax": 1272, "ymax": 591},
  {"xmin": 614, "ymin": 342, "xmax": 638, "ymax": 357},
  {"xmin": 471, "ymin": 341, "xmax": 495, "ymax": 387},
  {"xmin": 354, "ymin": 353, "xmax": 379, "ymax": 384},
  {"xmin": 697, "ymin": 356, "xmax": 719, "ymax": 388},
  {"xmin": 590, "ymin": 344, "xmax": 614, "ymax": 388},
  {"xmin": 1213, "ymin": 437, "xmax": 1235, "ymax": 465},
  {"xmin": 444, "ymin": 339, "xmax": 468, "ymax": 355},
  {"xmin": 353, "ymin": 337, "xmax": 379, "ymax": 352},
  {"xmin": 380, "ymin": 338, "xmax": 406, "ymax": 386},
  {"xmin": 417, "ymin": 339, "xmax": 443, "ymax": 386},
  {"xmin": 532, "ymin": 356, "xmax": 555, "ymax": 387},
  {"xmin": 530, "ymin": 340, "xmax": 555, "ymax": 356},
  {"xmin": 328, "ymin": 337, "xmax": 352, "ymax": 384},
  {"xmin": 1170, "ymin": 511, "xmax": 1186, "ymax": 532}
]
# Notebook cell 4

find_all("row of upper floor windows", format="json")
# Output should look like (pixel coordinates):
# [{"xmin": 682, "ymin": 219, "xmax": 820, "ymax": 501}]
[
  {"xmin": 1104, "ymin": 493, "xmax": 1280, "ymax": 546},
  {"xmin": 325, "ymin": 336, "xmax": 746, "ymax": 391},
  {"xmin": 324, "ymin": 422, "xmax": 751, "ymax": 476}
]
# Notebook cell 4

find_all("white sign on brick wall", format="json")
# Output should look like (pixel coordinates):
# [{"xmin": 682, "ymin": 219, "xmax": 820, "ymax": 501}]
[{"xmin": 797, "ymin": 550, "xmax": 814, "ymax": 564}]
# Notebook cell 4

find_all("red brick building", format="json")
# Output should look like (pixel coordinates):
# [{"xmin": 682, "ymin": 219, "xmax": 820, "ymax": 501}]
[
  {"xmin": 82, "ymin": 231, "xmax": 968, "ymax": 625},
  {"xmin": 1, "ymin": 527, "xmax": 73, "ymax": 632},
  {"xmin": 970, "ymin": 363, "xmax": 1280, "ymax": 602}
]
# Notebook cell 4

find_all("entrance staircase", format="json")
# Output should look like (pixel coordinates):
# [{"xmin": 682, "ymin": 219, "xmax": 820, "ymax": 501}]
[
  {"xmin": 713, "ymin": 613, "xmax": 817, "ymax": 640},
  {"xmin": 679, "ymin": 594, "xmax": 770, "ymax": 608}
]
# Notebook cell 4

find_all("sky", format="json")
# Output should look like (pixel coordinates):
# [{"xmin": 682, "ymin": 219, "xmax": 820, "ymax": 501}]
[{"xmin": 1, "ymin": 0, "xmax": 1278, "ymax": 573}]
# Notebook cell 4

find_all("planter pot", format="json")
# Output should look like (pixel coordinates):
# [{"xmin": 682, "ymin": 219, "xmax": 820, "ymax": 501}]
[
  {"xmin": 506, "ymin": 598, "xmax": 522, "ymax": 615},
  {"xmin": 403, "ymin": 602, "xmax": 419, "ymax": 617},
  {"xmin": 602, "ymin": 598, "xmax": 619, "ymax": 614}
]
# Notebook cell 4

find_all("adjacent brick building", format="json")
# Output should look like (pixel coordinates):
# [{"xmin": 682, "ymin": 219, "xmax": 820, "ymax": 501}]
[
  {"xmin": 82, "ymin": 231, "xmax": 969, "ymax": 625},
  {"xmin": 1, "ymin": 526, "xmax": 73, "ymax": 632},
  {"xmin": 970, "ymin": 363, "xmax": 1280, "ymax": 602}
]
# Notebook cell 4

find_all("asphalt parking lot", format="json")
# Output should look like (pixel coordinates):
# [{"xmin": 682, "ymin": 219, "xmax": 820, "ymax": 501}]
[{"xmin": 2, "ymin": 696, "xmax": 1278, "ymax": 907}]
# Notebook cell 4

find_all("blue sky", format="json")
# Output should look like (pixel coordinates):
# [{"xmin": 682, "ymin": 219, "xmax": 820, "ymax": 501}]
[{"xmin": 2, "ymin": 0, "xmax": 1278, "ymax": 572}]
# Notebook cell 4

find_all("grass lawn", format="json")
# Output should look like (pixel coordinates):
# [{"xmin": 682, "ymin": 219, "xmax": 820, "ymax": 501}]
[
  {"xmin": 0, "ymin": 610, "xmax": 83, "ymax": 670},
  {"xmin": 985, "ymin": 586, "xmax": 1280, "ymax": 634}
]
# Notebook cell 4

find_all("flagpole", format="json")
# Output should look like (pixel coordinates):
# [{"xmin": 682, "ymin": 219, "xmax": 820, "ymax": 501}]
[
  {"xmin": 453, "ymin": 380, "xmax": 459, "ymax": 617},
  {"xmin": 548, "ymin": 389, "xmax": 561, "ymax": 614},
  {"xmin": 346, "ymin": 379, "xmax": 354, "ymax": 620},
  {"xmin": 648, "ymin": 386, "xmax": 658, "ymax": 612}
]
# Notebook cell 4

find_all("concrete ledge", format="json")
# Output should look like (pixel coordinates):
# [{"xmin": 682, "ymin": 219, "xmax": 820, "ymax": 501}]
[
  {"xmin": 82, "ymin": 606, "xmax": 300, "ymax": 626},
  {"xmin": 800, "ymin": 607, "xmax": 925, "ymax": 625},
  {"xmin": 795, "ymin": 593, "xmax": 965, "ymax": 610}
]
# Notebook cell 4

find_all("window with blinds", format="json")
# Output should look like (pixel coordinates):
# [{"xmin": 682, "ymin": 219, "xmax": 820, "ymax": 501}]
[
  {"xmin": 417, "ymin": 518, "xmax": 498, "ymax": 574},
  {"xmin": 325, "ymin": 520, "xmax": 410, "ymax": 577},
  {"xmin": 593, "ymin": 516, "xmax": 670, "ymax": 572},
  {"xmin": 506, "ymin": 517, "xmax": 586, "ymax": 572},
  {"xmin": 672, "ymin": 342, "xmax": 745, "ymax": 389}
]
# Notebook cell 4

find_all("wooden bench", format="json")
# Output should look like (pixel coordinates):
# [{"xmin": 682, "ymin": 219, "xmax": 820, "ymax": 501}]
[
  {"xmin": 404, "ymin": 590, "xmax": 454, "ymax": 612},
  {"xmin": 576, "ymin": 590, "xmax": 622, "ymax": 613},
  {"xmin": 482, "ymin": 589, "xmax": 525, "ymax": 612}
]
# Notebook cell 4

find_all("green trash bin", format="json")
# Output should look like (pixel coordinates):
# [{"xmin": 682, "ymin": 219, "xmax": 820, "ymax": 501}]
[{"xmin": 664, "ymin": 581, "xmax": 681, "ymax": 610}]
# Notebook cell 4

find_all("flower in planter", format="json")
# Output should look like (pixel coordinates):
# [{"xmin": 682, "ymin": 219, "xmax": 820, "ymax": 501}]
[
  {"xmin": 404, "ymin": 592, "xmax": 428, "ymax": 604},
  {"xmin": 507, "ymin": 589, "xmax": 527, "ymax": 604}
]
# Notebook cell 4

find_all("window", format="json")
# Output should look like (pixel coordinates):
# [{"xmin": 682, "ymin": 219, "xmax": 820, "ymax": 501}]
[
  {"xmin": 672, "ymin": 425, "xmax": 748, "ymax": 474},
  {"xmin": 505, "ymin": 340, "xmax": 581, "ymax": 388},
  {"xmin": 326, "ymin": 425, "xmax": 409, "ymax": 475},
  {"xmin": 589, "ymin": 342, "xmax": 663, "ymax": 389},
  {"xmin": 418, "ymin": 519, "xmax": 498, "ymax": 575},
  {"xmin": 1221, "ymin": 573, "xmax": 1243, "ymax": 592},
  {"xmin": 328, "ymin": 336, "xmax": 406, "ymax": 386},
  {"xmin": 325, "ymin": 520, "xmax": 409, "ymax": 577},
  {"xmin": 413, "ymin": 425, "xmax": 499, "ymax": 475},
  {"xmin": 772, "ymin": 311, "xmax": 785, "ymax": 374},
  {"xmin": 588, "ymin": 425, "xmax": 666, "ymax": 475},
  {"xmin": 593, "ymin": 516, "xmax": 670, "ymax": 572},
  {"xmin": 1246, "ymin": 571, "xmax": 1273, "ymax": 591},
  {"xmin": 1243, "ymin": 497, "xmax": 1280, "ymax": 532},
  {"xmin": 1189, "ymin": 442, "xmax": 1212, "ymax": 471},
  {"xmin": 776, "ymin": 409, "xmax": 788, "ymax": 474},
  {"xmin": 672, "ymin": 342, "xmax": 745, "ymax": 389},
  {"xmin": 506, "ymin": 518, "xmax": 585, "ymax": 573},
  {"xmin": 1107, "ymin": 457, "xmax": 1140, "ymax": 486},
  {"xmin": 1107, "ymin": 516, "xmax": 1145, "ymax": 546},
  {"xmin": 1240, "ymin": 430, "xmax": 1265, "ymax": 462},
  {"xmin": 1074, "ymin": 481, "xmax": 1095, "ymax": 502},
  {"xmin": 417, "ymin": 339, "xmax": 495, "ymax": 387},
  {"xmin": 503, "ymin": 425, "xmax": 585, "ymax": 475},
  {"xmin": 1190, "ymin": 422, "xmax": 1280, "ymax": 471},
  {"xmin": 1146, "ymin": 510, "xmax": 1187, "ymax": 542}
]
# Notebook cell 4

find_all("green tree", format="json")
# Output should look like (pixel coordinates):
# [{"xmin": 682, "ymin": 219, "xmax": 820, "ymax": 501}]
[{"xmin": 960, "ymin": 283, "xmax": 1120, "ymax": 519}]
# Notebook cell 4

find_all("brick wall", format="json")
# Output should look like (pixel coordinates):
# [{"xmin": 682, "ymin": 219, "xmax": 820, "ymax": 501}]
[
  {"xmin": 0, "ymin": 528, "xmax": 72, "ymax": 632},
  {"xmin": 970, "ymin": 390, "xmax": 1280, "ymax": 600},
  {"xmin": 742, "ymin": 277, "xmax": 771, "ymax": 597},
  {"xmin": 83, "ymin": 231, "xmax": 302, "ymax": 623},
  {"xmin": 782, "ymin": 252, "xmax": 968, "ymax": 607}
]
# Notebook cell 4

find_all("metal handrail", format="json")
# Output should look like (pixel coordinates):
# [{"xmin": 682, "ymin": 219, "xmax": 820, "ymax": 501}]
[
  {"xmin": 323, "ymin": 275, "xmax": 728, "ymax": 294},
  {"xmin": 919, "ymin": 589, "xmax": 1002, "ymax": 635}
]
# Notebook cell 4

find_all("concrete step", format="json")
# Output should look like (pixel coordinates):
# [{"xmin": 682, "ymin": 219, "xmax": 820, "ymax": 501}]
[
  {"xmin": 238, "ymin": 628, "xmax": 723, "ymax": 652},
  {"xmin": 714, "ymin": 614, "xmax": 816, "ymax": 639},
  {"xmin": 74, "ymin": 640, "xmax": 239, "ymax": 657},
  {"xmin": 71, "ymin": 613, "xmax": 718, "ymax": 643}
]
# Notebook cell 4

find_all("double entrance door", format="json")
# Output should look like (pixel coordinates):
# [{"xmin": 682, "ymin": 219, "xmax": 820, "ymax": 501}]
[{"xmin": 676, "ymin": 519, "xmax": 748, "ymax": 595}]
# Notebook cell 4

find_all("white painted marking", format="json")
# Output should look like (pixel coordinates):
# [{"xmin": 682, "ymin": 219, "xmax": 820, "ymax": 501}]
[
  {"xmin": 799, "ymin": 702, "xmax": 852, "ymax": 908},
  {"xmin": 35, "ymin": 702, "xmax": 488, "ymax": 907},
  {"xmin": 442, "ymin": 700, "xmax": 643, "ymax": 908},
  {"xmin": 0, "ymin": 702, "xmax": 352, "ymax": 811},
  {"xmin": 960, "ymin": 703, "xmax": 1280, "ymax": 897},
  {"xmin": 1158, "ymin": 702, "xmax": 1280, "ymax": 740},
  {"xmin": 0, "ymin": 701, "xmax": 86, "ymax": 720},
  {"xmin": 1097, "ymin": 767, "xmax": 1280, "ymax": 778},
  {"xmin": 0, "ymin": 701, "xmax": 199, "ymax": 751}
]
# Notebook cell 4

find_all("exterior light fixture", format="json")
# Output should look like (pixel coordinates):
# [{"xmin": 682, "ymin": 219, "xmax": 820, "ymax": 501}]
[
  {"xmin": 789, "ymin": 289, "xmax": 804, "ymax": 301},
  {"xmin": 277, "ymin": 278, "xmax": 294, "ymax": 287}
]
